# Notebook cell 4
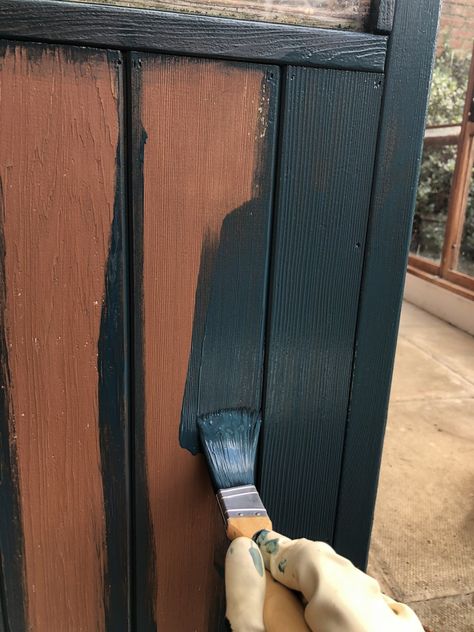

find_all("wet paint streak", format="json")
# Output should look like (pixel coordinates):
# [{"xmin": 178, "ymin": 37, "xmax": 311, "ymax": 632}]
[
  {"xmin": 278, "ymin": 558, "xmax": 287, "ymax": 574},
  {"xmin": 249, "ymin": 545, "xmax": 264, "ymax": 577},
  {"xmin": 179, "ymin": 67, "xmax": 280, "ymax": 456},
  {"xmin": 179, "ymin": 198, "xmax": 270, "ymax": 455},
  {"xmin": 130, "ymin": 53, "xmax": 157, "ymax": 632},
  {"xmin": 98, "ymin": 136, "xmax": 129, "ymax": 631},
  {"xmin": 0, "ymin": 177, "xmax": 28, "ymax": 632},
  {"xmin": 180, "ymin": 231, "xmax": 219, "ymax": 454}
]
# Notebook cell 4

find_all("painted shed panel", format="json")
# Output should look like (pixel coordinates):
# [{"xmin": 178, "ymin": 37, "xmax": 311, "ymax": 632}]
[
  {"xmin": 0, "ymin": 41, "xmax": 128, "ymax": 632},
  {"xmin": 260, "ymin": 66, "xmax": 383, "ymax": 543},
  {"xmin": 132, "ymin": 54, "xmax": 278, "ymax": 630}
]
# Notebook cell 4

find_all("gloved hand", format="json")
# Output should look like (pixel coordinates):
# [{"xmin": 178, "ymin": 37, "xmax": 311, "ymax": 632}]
[{"xmin": 225, "ymin": 530, "xmax": 424, "ymax": 632}]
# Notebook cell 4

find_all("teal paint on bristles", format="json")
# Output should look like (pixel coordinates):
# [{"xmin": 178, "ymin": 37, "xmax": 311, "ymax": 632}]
[{"xmin": 197, "ymin": 409, "xmax": 261, "ymax": 490}]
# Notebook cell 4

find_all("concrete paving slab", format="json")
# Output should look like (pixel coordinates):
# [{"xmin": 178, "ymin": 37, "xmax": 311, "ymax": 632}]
[
  {"xmin": 369, "ymin": 302, "xmax": 474, "ymax": 632},
  {"xmin": 400, "ymin": 302, "xmax": 448, "ymax": 330},
  {"xmin": 368, "ymin": 399, "xmax": 474, "ymax": 603},
  {"xmin": 408, "ymin": 593, "xmax": 474, "ymax": 632},
  {"xmin": 402, "ymin": 326, "xmax": 474, "ymax": 386},
  {"xmin": 389, "ymin": 338, "xmax": 474, "ymax": 402}
]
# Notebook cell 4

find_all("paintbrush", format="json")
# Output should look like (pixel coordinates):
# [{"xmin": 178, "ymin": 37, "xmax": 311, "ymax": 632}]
[{"xmin": 197, "ymin": 409, "xmax": 272, "ymax": 540}]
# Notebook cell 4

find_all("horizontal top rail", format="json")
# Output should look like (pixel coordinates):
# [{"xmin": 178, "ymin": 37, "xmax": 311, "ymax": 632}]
[{"xmin": 0, "ymin": 0, "xmax": 387, "ymax": 72}]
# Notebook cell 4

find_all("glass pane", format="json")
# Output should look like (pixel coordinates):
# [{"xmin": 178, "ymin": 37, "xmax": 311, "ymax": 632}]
[
  {"xmin": 457, "ymin": 165, "xmax": 474, "ymax": 276},
  {"xmin": 410, "ymin": 144, "xmax": 457, "ymax": 262},
  {"xmin": 63, "ymin": 0, "xmax": 371, "ymax": 29},
  {"xmin": 426, "ymin": 2, "xmax": 472, "ymax": 129}
]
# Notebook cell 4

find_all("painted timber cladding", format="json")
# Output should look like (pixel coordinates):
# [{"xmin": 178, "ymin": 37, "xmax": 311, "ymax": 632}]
[
  {"xmin": 0, "ymin": 42, "xmax": 129, "ymax": 631},
  {"xmin": 0, "ymin": 0, "xmax": 441, "ymax": 629},
  {"xmin": 260, "ymin": 66, "xmax": 383, "ymax": 542},
  {"xmin": 131, "ymin": 54, "xmax": 278, "ymax": 630}
]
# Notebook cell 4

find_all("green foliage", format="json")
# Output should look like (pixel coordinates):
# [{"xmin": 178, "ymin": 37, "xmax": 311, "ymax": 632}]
[
  {"xmin": 411, "ymin": 44, "xmax": 473, "ymax": 273},
  {"xmin": 426, "ymin": 46, "xmax": 470, "ymax": 126}
]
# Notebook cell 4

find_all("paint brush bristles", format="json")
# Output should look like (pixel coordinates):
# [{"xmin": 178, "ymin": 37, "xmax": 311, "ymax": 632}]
[{"xmin": 197, "ymin": 409, "xmax": 262, "ymax": 490}]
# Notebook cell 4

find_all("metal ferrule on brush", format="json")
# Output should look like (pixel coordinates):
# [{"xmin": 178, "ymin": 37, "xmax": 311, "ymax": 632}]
[{"xmin": 216, "ymin": 484, "xmax": 268, "ymax": 524}]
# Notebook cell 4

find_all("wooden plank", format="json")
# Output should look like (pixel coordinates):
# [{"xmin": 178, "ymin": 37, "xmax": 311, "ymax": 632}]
[
  {"xmin": 0, "ymin": 172, "xmax": 27, "ymax": 632},
  {"xmin": 0, "ymin": 0, "xmax": 388, "ymax": 73},
  {"xmin": 371, "ymin": 0, "xmax": 395, "ymax": 33},
  {"xmin": 424, "ymin": 125, "xmax": 461, "ymax": 147},
  {"xmin": 0, "ymin": 41, "xmax": 129, "ymax": 630},
  {"xmin": 407, "ymin": 254, "xmax": 440, "ymax": 275},
  {"xmin": 440, "ymin": 45, "xmax": 474, "ymax": 275},
  {"xmin": 333, "ymin": 0, "xmax": 441, "ymax": 570},
  {"xmin": 260, "ymin": 66, "xmax": 383, "ymax": 543},
  {"xmin": 132, "ymin": 54, "xmax": 278, "ymax": 630},
  {"xmin": 407, "ymin": 266, "xmax": 474, "ymax": 301},
  {"xmin": 63, "ymin": 0, "xmax": 372, "ymax": 31}
]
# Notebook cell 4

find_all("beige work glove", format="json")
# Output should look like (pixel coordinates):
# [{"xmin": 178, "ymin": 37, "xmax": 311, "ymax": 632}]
[{"xmin": 225, "ymin": 530, "xmax": 424, "ymax": 632}]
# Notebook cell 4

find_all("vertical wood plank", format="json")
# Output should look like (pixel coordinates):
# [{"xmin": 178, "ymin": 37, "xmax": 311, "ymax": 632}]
[
  {"xmin": 333, "ymin": 0, "xmax": 440, "ymax": 569},
  {"xmin": 0, "ymin": 41, "xmax": 128, "ymax": 631},
  {"xmin": 260, "ymin": 66, "xmax": 383, "ymax": 543},
  {"xmin": 132, "ymin": 54, "xmax": 278, "ymax": 630}
]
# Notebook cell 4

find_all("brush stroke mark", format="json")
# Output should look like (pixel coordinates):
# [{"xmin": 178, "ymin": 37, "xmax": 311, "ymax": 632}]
[
  {"xmin": 0, "ymin": 176, "xmax": 28, "ymax": 632},
  {"xmin": 98, "ymin": 135, "xmax": 129, "ymax": 631},
  {"xmin": 130, "ymin": 53, "xmax": 157, "ymax": 632},
  {"xmin": 179, "ymin": 196, "xmax": 269, "ymax": 455},
  {"xmin": 179, "ymin": 66, "xmax": 279, "ymax": 457}
]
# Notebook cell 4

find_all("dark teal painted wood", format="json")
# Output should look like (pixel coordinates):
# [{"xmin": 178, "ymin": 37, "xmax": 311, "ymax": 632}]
[
  {"xmin": 333, "ymin": 0, "xmax": 440, "ymax": 569},
  {"xmin": 179, "ymin": 66, "xmax": 279, "ymax": 455},
  {"xmin": 0, "ymin": 596, "xmax": 5, "ymax": 632},
  {"xmin": 260, "ymin": 66, "xmax": 383, "ymax": 543},
  {"xmin": 0, "ymin": 175, "xmax": 27, "ymax": 632},
  {"xmin": 128, "ymin": 52, "xmax": 156, "ymax": 632},
  {"xmin": 371, "ymin": 0, "xmax": 395, "ymax": 33},
  {"xmin": 97, "ymin": 51, "xmax": 131, "ymax": 632},
  {"xmin": 0, "ymin": 0, "xmax": 388, "ymax": 73}
]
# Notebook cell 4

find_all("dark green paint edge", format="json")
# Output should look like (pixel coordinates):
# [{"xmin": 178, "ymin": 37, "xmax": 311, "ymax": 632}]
[
  {"xmin": 0, "ymin": 0, "xmax": 387, "ymax": 73},
  {"xmin": 333, "ymin": 0, "xmax": 441, "ymax": 569},
  {"xmin": 97, "ymin": 51, "xmax": 130, "ymax": 632},
  {"xmin": 260, "ymin": 65, "xmax": 383, "ymax": 543},
  {"xmin": 0, "ymin": 36, "xmax": 119, "ymax": 67},
  {"xmin": 0, "ymin": 177, "xmax": 28, "ymax": 632},
  {"xmin": 179, "ymin": 66, "xmax": 280, "ymax": 455},
  {"xmin": 369, "ymin": 0, "xmax": 395, "ymax": 34},
  {"xmin": 129, "ymin": 52, "xmax": 157, "ymax": 632}
]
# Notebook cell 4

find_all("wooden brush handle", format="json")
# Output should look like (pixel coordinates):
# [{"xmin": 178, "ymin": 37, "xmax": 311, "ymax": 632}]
[{"xmin": 226, "ymin": 515, "xmax": 273, "ymax": 540}]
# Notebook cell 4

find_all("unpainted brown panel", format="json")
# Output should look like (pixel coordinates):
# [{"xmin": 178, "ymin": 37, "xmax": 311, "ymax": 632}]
[
  {"xmin": 138, "ymin": 55, "xmax": 273, "ymax": 629},
  {"xmin": 0, "ymin": 43, "xmax": 121, "ymax": 631},
  {"xmin": 64, "ymin": 0, "xmax": 372, "ymax": 30}
]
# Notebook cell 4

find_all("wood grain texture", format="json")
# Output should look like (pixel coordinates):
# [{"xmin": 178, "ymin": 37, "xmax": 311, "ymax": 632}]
[
  {"xmin": 63, "ymin": 0, "xmax": 372, "ymax": 31},
  {"xmin": 260, "ymin": 66, "xmax": 383, "ymax": 543},
  {"xmin": 0, "ymin": 0, "xmax": 388, "ymax": 73},
  {"xmin": 371, "ymin": 0, "xmax": 395, "ymax": 33},
  {"xmin": 0, "ymin": 41, "xmax": 126, "ymax": 630},
  {"xmin": 132, "ymin": 54, "xmax": 278, "ymax": 630},
  {"xmin": 333, "ymin": 0, "xmax": 441, "ymax": 570},
  {"xmin": 0, "ymin": 175, "xmax": 27, "ymax": 632}
]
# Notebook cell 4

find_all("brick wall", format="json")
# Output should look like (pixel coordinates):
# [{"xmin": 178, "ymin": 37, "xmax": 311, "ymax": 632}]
[{"xmin": 439, "ymin": 0, "xmax": 474, "ymax": 54}]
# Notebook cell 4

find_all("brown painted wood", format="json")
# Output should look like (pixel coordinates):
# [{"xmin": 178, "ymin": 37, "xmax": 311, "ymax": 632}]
[
  {"xmin": 407, "ymin": 253, "xmax": 440, "ymax": 274},
  {"xmin": 407, "ymin": 266, "xmax": 474, "ymax": 301},
  {"xmin": 0, "ymin": 41, "xmax": 122, "ymax": 631},
  {"xmin": 135, "ymin": 54, "xmax": 277, "ymax": 630},
  {"xmin": 424, "ymin": 125, "xmax": 461, "ymax": 147},
  {"xmin": 444, "ymin": 268, "xmax": 474, "ymax": 291},
  {"xmin": 440, "ymin": 44, "xmax": 474, "ymax": 275}
]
